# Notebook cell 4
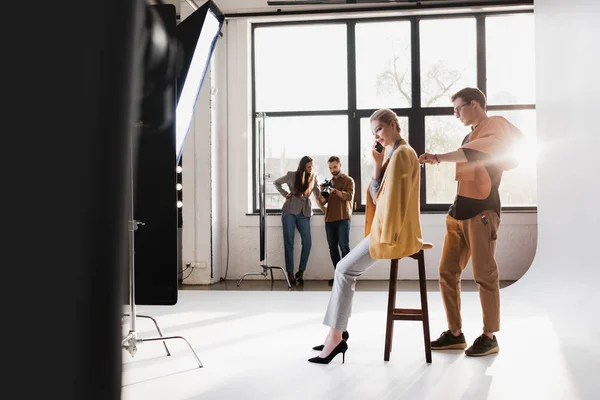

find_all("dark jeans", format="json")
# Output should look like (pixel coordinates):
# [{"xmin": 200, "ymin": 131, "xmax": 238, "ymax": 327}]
[
  {"xmin": 282, "ymin": 212, "xmax": 312, "ymax": 273},
  {"xmin": 325, "ymin": 219, "xmax": 351, "ymax": 269}
]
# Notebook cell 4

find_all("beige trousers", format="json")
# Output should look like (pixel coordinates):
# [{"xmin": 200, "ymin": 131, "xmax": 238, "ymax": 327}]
[{"xmin": 439, "ymin": 210, "xmax": 501, "ymax": 333}]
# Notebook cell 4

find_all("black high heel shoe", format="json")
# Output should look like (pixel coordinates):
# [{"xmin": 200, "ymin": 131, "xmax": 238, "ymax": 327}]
[
  {"xmin": 287, "ymin": 271, "xmax": 296, "ymax": 285},
  {"xmin": 295, "ymin": 270, "xmax": 304, "ymax": 284},
  {"xmin": 312, "ymin": 330, "xmax": 349, "ymax": 351},
  {"xmin": 308, "ymin": 340, "xmax": 348, "ymax": 364}
]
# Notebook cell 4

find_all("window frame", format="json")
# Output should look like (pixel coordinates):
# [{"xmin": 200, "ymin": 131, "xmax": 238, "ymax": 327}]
[{"xmin": 251, "ymin": 9, "xmax": 536, "ymax": 214}]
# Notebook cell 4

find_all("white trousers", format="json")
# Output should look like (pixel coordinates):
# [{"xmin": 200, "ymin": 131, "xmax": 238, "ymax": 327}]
[{"xmin": 322, "ymin": 235, "xmax": 379, "ymax": 331}]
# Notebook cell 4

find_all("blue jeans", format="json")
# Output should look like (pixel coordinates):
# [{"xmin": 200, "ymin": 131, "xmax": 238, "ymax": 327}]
[
  {"xmin": 325, "ymin": 219, "xmax": 351, "ymax": 269},
  {"xmin": 282, "ymin": 213, "xmax": 312, "ymax": 273}
]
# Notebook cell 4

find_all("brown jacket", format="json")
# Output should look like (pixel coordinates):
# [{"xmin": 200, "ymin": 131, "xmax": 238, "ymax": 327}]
[
  {"xmin": 365, "ymin": 139, "xmax": 424, "ymax": 259},
  {"xmin": 319, "ymin": 173, "xmax": 355, "ymax": 222}
]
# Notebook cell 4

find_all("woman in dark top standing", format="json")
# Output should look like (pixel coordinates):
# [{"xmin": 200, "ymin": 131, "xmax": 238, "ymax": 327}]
[{"xmin": 273, "ymin": 156, "xmax": 321, "ymax": 284}]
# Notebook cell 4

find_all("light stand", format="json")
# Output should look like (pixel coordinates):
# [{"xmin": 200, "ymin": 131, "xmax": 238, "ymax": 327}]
[
  {"xmin": 121, "ymin": 132, "xmax": 203, "ymax": 368},
  {"xmin": 237, "ymin": 113, "xmax": 291, "ymax": 289}
]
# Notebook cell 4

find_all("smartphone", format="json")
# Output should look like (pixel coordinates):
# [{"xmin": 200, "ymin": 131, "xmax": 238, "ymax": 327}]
[{"xmin": 374, "ymin": 141, "xmax": 384, "ymax": 153}]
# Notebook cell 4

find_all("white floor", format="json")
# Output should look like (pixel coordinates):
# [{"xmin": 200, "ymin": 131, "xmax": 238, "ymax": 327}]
[{"xmin": 121, "ymin": 289, "xmax": 595, "ymax": 400}]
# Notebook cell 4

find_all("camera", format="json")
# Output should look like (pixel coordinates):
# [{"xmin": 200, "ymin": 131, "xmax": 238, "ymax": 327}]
[{"xmin": 321, "ymin": 179, "xmax": 334, "ymax": 199}]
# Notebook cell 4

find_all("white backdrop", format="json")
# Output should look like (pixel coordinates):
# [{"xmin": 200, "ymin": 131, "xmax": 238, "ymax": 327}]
[{"xmin": 504, "ymin": 1, "xmax": 600, "ymax": 398}]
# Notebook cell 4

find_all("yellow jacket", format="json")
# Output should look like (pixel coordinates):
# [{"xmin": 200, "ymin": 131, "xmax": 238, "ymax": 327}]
[{"xmin": 364, "ymin": 139, "xmax": 424, "ymax": 259}]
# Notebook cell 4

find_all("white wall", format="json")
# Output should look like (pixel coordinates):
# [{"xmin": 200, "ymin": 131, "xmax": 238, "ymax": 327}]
[
  {"xmin": 182, "ymin": 1, "xmax": 538, "ymax": 284},
  {"xmin": 180, "ymin": 1, "xmax": 222, "ymax": 284},
  {"xmin": 505, "ymin": 1, "xmax": 600, "ymax": 398}
]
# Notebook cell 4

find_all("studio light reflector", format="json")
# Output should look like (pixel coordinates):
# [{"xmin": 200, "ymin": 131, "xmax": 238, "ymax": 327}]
[{"xmin": 175, "ymin": 1, "xmax": 224, "ymax": 164}]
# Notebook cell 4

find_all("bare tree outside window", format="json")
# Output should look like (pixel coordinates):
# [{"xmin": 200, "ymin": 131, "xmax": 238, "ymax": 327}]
[{"xmin": 363, "ymin": 16, "xmax": 536, "ymax": 206}]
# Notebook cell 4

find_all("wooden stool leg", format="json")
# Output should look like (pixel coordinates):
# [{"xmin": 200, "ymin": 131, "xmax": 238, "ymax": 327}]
[
  {"xmin": 417, "ymin": 250, "xmax": 432, "ymax": 363},
  {"xmin": 384, "ymin": 259, "xmax": 399, "ymax": 362}
]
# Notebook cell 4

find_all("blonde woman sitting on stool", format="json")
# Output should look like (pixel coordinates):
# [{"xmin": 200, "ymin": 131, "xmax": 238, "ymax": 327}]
[{"xmin": 308, "ymin": 108, "xmax": 424, "ymax": 364}]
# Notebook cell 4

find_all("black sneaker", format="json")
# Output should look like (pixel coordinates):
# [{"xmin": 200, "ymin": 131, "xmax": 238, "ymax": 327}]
[
  {"xmin": 431, "ymin": 330, "xmax": 467, "ymax": 350},
  {"xmin": 465, "ymin": 334, "xmax": 499, "ymax": 357}
]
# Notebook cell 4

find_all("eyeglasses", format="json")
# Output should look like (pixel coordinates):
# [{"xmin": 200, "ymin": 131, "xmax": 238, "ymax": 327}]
[{"xmin": 453, "ymin": 102, "xmax": 471, "ymax": 116}]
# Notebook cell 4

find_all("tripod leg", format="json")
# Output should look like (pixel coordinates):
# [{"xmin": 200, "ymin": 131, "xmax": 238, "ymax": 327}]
[
  {"xmin": 237, "ymin": 271, "xmax": 269, "ymax": 287},
  {"xmin": 140, "ymin": 335, "xmax": 203, "ymax": 368},
  {"xmin": 270, "ymin": 266, "xmax": 291, "ymax": 289},
  {"xmin": 137, "ymin": 315, "xmax": 171, "ymax": 356},
  {"xmin": 237, "ymin": 274, "xmax": 246, "ymax": 286},
  {"xmin": 237, "ymin": 272, "xmax": 253, "ymax": 286}
]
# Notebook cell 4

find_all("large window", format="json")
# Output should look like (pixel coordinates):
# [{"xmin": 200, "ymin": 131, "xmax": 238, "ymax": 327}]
[
  {"xmin": 486, "ymin": 14, "xmax": 536, "ymax": 105},
  {"xmin": 254, "ymin": 24, "xmax": 348, "ymax": 111},
  {"xmin": 355, "ymin": 21, "xmax": 412, "ymax": 109},
  {"xmin": 419, "ymin": 18, "xmax": 477, "ymax": 107},
  {"xmin": 424, "ymin": 115, "xmax": 468, "ymax": 204},
  {"xmin": 485, "ymin": 13, "xmax": 537, "ymax": 206},
  {"xmin": 262, "ymin": 115, "xmax": 349, "ymax": 210},
  {"xmin": 252, "ymin": 10, "xmax": 536, "ymax": 213}
]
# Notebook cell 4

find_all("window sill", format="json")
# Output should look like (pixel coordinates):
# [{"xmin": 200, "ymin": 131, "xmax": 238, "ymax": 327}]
[{"xmin": 246, "ymin": 206, "xmax": 537, "ymax": 216}]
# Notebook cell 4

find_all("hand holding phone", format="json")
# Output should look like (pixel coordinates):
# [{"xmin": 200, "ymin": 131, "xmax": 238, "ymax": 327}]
[{"xmin": 372, "ymin": 140, "xmax": 385, "ymax": 165}]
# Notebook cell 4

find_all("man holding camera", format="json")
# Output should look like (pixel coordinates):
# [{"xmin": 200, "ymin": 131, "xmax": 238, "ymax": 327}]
[{"xmin": 318, "ymin": 156, "xmax": 355, "ymax": 286}]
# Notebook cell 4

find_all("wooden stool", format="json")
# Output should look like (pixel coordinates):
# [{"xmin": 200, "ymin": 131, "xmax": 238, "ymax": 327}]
[{"xmin": 384, "ymin": 242, "xmax": 433, "ymax": 363}]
